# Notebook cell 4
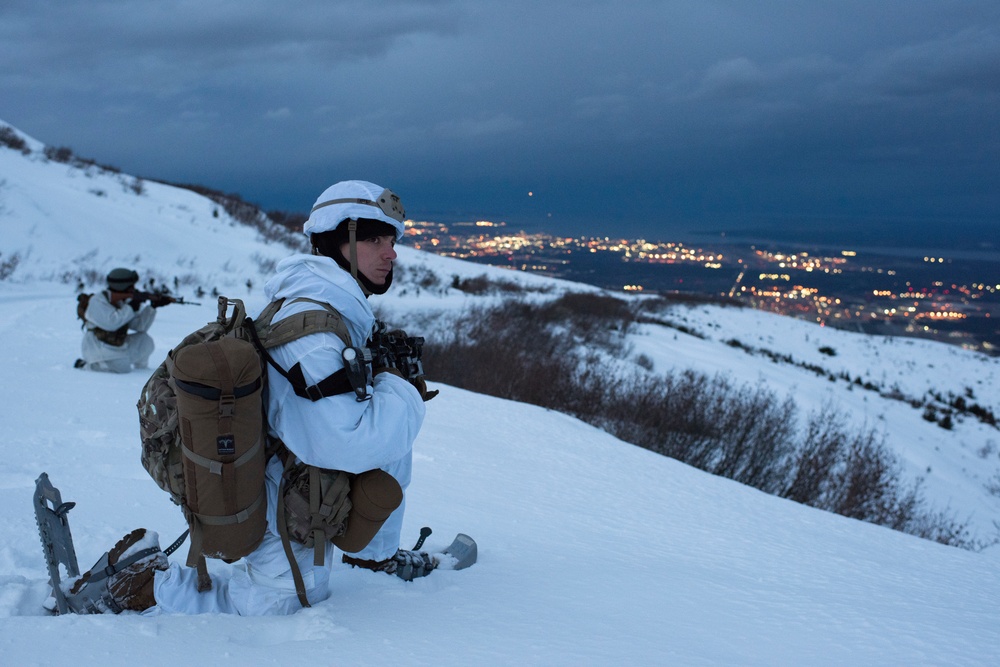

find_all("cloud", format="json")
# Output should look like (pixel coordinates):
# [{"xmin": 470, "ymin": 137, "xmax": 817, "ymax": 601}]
[
  {"xmin": 572, "ymin": 94, "xmax": 631, "ymax": 120},
  {"xmin": 849, "ymin": 27, "xmax": 1000, "ymax": 99},
  {"xmin": 0, "ymin": 0, "xmax": 461, "ymax": 96},
  {"xmin": 1, "ymin": 0, "xmax": 997, "ymax": 234},
  {"xmin": 432, "ymin": 113, "xmax": 524, "ymax": 140},
  {"xmin": 694, "ymin": 58, "xmax": 768, "ymax": 99}
]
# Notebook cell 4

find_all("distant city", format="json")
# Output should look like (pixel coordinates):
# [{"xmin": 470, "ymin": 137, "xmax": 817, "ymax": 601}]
[{"xmin": 405, "ymin": 220, "xmax": 1000, "ymax": 355}]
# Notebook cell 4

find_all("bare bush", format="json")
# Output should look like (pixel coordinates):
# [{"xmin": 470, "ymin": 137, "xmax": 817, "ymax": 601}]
[
  {"xmin": 0, "ymin": 127, "xmax": 30, "ymax": 154},
  {"xmin": 598, "ymin": 371, "xmax": 797, "ymax": 494},
  {"xmin": 425, "ymin": 302, "xmax": 582, "ymax": 409},
  {"xmin": 159, "ymin": 182, "xmax": 306, "ymax": 251},
  {"xmin": 635, "ymin": 353, "xmax": 654, "ymax": 371},
  {"xmin": 267, "ymin": 209, "xmax": 308, "ymax": 232},
  {"xmin": 985, "ymin": 472, "xmax": 1000, "ymax": 497},
  {"xmin": 424, "ymin": 298, "xmax": 979, "ymax": 549},
  {"xmin": 395, "ymin": 264, "xmax": 443, "ymax": 293},
  {"xmin": 448, "ymin": 272, "xmax": 557, "ymax": 296},
  {"xmin": 44, "ymin": 145, "xmax": 74, "ymax": 163},
  {"xmin": 644, "ymin": 293, "xmax": 744, "ymax": 308},
  {"xmin": 0, "ymin": 252, "xmax": 21, "ymax": 280},
  {"xmin": 451, "ymin": 274, "xmax": 527, "ymax": 295}
]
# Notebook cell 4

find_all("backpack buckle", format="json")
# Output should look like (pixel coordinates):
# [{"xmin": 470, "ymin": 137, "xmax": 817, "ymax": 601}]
[{"xmin": 219, "ymin": 395, "xmax": 235, "ymax": 417}]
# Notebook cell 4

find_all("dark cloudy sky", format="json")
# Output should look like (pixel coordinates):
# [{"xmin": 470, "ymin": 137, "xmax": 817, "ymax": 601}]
[{"xmin": 3, "ymin": 1, "xmax": 999, "ymax": 245}]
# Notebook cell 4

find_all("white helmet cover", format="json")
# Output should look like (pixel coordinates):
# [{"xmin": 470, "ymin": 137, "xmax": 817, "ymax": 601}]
[{"xmin": 303, "ymin": 180, "xmax": 406, "ymax": 240}]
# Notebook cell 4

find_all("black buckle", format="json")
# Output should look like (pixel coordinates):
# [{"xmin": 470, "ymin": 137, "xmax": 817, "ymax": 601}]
[{"xmin": 219, "ymin": 395, "xmax": 236, "ymax": 417}]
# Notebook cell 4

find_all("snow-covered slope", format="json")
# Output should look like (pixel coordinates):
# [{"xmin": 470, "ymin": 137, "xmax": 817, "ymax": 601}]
[
  {"xmin": 2, "ymin": 281, "xmax": 999, "ymax": 665},
  {"xmin": 2, "ymin": 121, "xmax": 999, "ymax": 664},
  {"xmin": 627, "ymin": 303, "xmax": 1000, "ymax": 533},
  {"xmin": 379, "ymin": 255, "xmax": 1000, "ymax": 541},
  {"xmin": 0, "ymin": 122, "xmax": 295, "ymax": 292}
]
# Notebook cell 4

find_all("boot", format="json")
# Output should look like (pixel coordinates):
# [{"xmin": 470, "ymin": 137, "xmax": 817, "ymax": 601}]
[
  {"xmin": 67, "ymin": 528, "xmax": 168, "ymax": 613},
  {"xmin": 342, "ymin": 548, "xmax": 438, "ymax": 581}
]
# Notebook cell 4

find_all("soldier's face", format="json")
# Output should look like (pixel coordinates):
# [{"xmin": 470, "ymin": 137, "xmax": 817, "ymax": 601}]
[{"xmin": 342, "ymin": 235, "xmax": 397, "ymax": 286}]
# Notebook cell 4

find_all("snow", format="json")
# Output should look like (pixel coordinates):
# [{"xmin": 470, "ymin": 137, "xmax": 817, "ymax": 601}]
[{"xmin": 2, "ymin": 120, "xmax": 1000, "ymax": 665}]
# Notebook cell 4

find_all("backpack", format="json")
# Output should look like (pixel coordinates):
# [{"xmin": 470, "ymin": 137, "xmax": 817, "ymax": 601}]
[
  {"xmin": 77, "ymin": 291, "xmax": 130, "ymax": 345},
  {"xmin": 76, "ymin": 293, "xmax": 91, "ymax": 324},
  {"xmin": 136, "ymin": 295, "xmax": 402, "ymax": 607}
]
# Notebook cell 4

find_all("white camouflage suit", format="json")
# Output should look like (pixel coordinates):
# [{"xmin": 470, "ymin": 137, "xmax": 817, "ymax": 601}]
[
  {"xmin": 150, "ymin": 250, "xmax": 425, "ymax": 615},
  {"xmin": 80, "ymin": 291, "xmax": 156, "ymax": 373}
]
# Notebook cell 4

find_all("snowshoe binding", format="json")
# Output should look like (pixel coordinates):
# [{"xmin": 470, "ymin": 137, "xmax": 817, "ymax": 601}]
[
  {"xmin": 35, "ymin": 473, "xmax": 168, "ymax": 614},
  {"xmin": 342, "ymin": 527, "xmax": 477, "ymax": 581}
]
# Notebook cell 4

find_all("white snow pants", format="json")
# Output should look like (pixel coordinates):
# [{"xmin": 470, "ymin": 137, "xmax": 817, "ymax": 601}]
[
  {"xmin": 148, "ymin": 452, "xmax": 410, "ymax": 616},
  {"xmin": 149, "ymin": 533, "xmax": 335, "ymax": 616},
  {"xmin": 81, "ymin": 331, "xmax": 155, "ymax": 373}
]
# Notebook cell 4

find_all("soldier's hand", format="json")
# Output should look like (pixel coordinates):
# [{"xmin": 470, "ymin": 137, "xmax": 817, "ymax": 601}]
[{"xmin": 408, "ymin": 377, "xmax": 439, "ymax": 402}]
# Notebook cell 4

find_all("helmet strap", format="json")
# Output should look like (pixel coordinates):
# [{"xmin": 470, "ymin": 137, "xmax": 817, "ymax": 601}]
[{"xmin": 348, "ymin": 220, "xmax": 359, "ymax": 282}]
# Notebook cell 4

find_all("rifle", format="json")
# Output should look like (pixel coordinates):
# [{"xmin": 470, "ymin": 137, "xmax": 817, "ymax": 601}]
[
  {"xmin": 367, "ymin": 322, "xmax": 425, "ymax": 380},
  {"xmin": 339, "ymin": 322, "xmax": 427, "ymax": 402},
  {"xmin": 133, "ymin": 291, "xmax": 202, "ymax": 307}
]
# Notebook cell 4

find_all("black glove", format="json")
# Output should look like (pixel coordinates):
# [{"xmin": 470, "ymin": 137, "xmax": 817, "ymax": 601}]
[{"xmin": 409, "ymin": 377, "xmax": 439, "ymax": 402}]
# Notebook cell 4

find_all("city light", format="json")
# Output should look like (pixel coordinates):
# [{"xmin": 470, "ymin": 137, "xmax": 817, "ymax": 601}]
[{"xmin": 403, "ymin": 220, "xmax": 998, "ymax": 352}]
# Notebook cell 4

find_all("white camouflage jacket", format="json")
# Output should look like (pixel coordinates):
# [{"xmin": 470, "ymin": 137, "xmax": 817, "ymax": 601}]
[{"xmin": 258, "ymin": 253, "xmax": 425, "ymax": 475}]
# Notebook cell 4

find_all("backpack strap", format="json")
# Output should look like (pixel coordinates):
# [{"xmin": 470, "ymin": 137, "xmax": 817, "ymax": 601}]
[
  {"xmin": 277, "ymin": 455, "xmax": 311, "ymax": 608},
  {"xmin": 250, "ymin": 297, "xmax": 362, "ymax": 608},
  {"xmin": 259, "ymin": 297, "xmax": 352, "ymax": 349},
  {"xmin": 76, "ymin": 293, "xmax": 92, "ymax": 329},
  {"xmin": 248, "ymin": 298, "xmax": 357, "ymax": 402}
]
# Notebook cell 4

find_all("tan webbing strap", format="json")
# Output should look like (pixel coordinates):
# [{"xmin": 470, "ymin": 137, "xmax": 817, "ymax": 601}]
[
  {"xmin": 196, "ymin": 554, "xmax": 212, "ymax": 592},
  {"xmin": 187, "ymin": 518, "xmax": 203, "ymax": 568},
  {"xmin": 252, "ymin": 299, "xmax": 285, "ymax": 331},
  {"xmin": 219, "ymin": 297, "xmax": 247, "ymax": 331},
  {"xmin": 193, "ymin": 488, "xmax": 265, "ymax": 526},
  {"xmin": 188, "ymin": 517, "xmax": 220, "ymax": 592},
  {"xmin": 267, "ymin": 310, "xmax": 352, "ymax": 349},
  {"xmin": 206, "ymin": 342, "xmax": 238, "ymax": 516},
  {"xmin": 247, "ymin": 297, "xmax": 357, "ymax": 606},
  {"xmin": 348, "ymin": 220, "xmax": 358, "ymax": 281},
  {"xmin": 277, "ymin": 457, "xmax": 311, "ymax": 608},
  {"xmin": 180, "ymin": 435, "xmax": 263, "ymax": 477},
  {"xmin": 254, "ymin": 297, "xmax": 352, "ymax": 350},
  {"xmin": 319, "ymin": 472, "xmax": 351, "ymax": 524},
  {"xmin": 310, "ymin": 466, "xmax": 324, "ymax": 567}
]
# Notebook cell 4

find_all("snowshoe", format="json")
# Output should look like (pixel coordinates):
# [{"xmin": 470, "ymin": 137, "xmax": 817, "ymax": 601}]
[{"xmin": 342, "ymin": 528, "xmax": 477, "ymax": 580}]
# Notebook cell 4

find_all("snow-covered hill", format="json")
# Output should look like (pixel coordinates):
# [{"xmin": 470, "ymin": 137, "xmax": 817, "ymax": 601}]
[{"xmin": 2, "ymin": 120, "xmax": 999, "ymax": 665}]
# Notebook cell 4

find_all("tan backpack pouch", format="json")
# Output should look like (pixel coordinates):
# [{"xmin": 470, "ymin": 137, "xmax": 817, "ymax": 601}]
[
  {"xmin": 332, "ymin": 469, "xmax": 403, "ymax": 553},
  {"xmin": 171, "ymin": 336, "xmax": 267, "ymax": 562}
]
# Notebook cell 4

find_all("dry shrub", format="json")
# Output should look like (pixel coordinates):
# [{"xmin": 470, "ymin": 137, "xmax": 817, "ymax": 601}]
[{"xmin": 422, "ymin": 298, "xmax": 979, "ymax": 548}]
